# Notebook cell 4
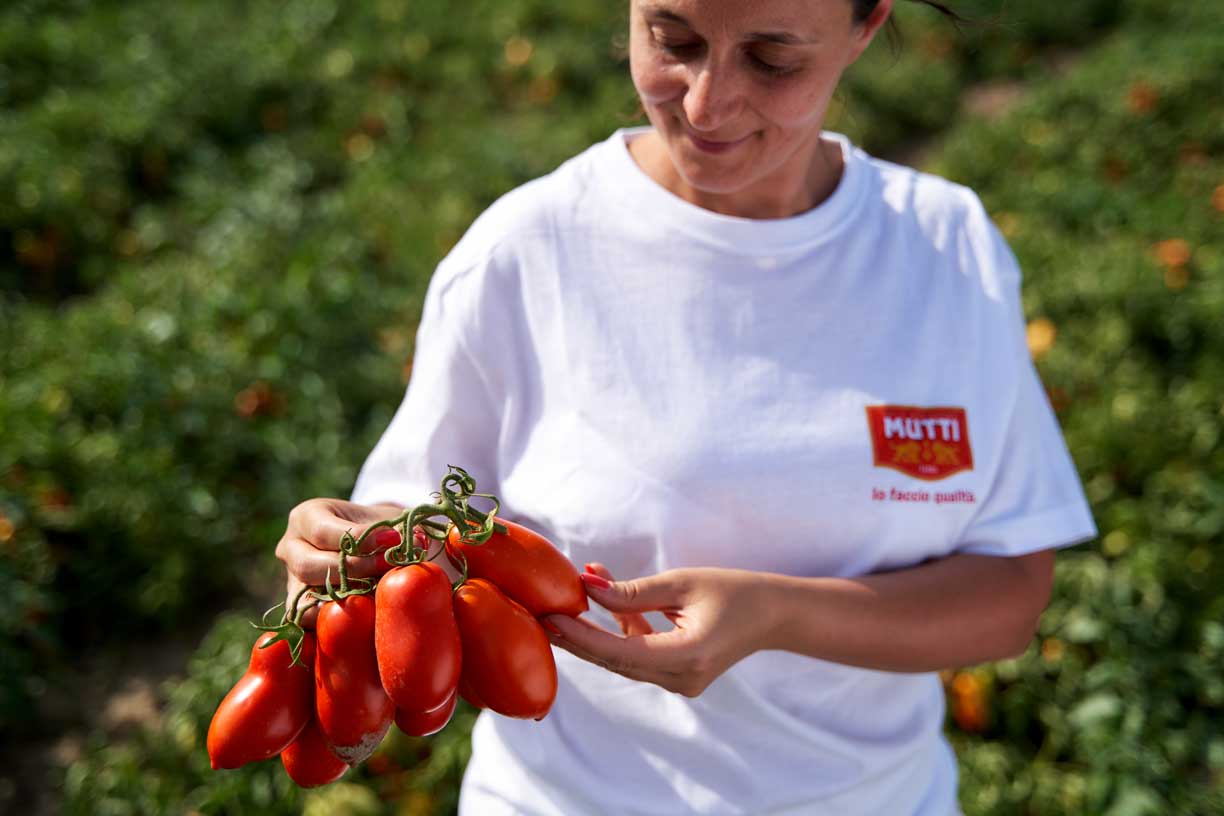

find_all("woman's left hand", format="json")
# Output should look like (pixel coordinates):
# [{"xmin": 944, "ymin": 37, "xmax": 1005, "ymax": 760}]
[{"xmin": 545, "ymin": 563, "xmax": 777, "ymax": 697}]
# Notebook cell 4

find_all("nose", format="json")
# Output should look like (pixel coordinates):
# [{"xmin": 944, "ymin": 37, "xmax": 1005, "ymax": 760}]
[{"xmin": 682, "ymin": 58, "xmax": 743, "ymax": 133}]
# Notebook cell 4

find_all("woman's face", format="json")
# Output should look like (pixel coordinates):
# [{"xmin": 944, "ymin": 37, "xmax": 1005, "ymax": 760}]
[{"xmin": 628, "ymin": 0, "xmax": 891, "ymax": 215}]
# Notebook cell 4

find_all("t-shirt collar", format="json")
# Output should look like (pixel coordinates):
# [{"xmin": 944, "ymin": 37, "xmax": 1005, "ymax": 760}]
[{"xmin": 603, "ymin": 126, "xmax": 868, "ymax": 257}]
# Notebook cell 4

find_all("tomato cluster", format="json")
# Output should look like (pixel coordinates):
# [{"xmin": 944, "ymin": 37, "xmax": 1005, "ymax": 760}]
[{"xmin": 207, "ymin": 472, "xmax": 586, "ymax": 788}]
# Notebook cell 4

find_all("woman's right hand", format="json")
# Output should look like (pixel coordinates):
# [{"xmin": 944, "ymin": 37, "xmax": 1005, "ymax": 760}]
[{"xmin": 275, "ymin": 498, "xmax": 405, "ymax": 628}]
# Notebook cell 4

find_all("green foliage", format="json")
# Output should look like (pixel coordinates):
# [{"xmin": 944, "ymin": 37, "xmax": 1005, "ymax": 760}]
[
  {"xmin": 0, "ymin": 0, "xmax": 628, "ymax": 731},
  {"xmin": 0, "ymin": 191, "xmax": 417, "ymax": 725},
  {"xmin": 931, "ymin": 7, "xmax": 1224, "ymax": 815}
]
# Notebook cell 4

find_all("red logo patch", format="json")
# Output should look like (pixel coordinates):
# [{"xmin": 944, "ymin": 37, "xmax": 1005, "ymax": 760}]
[{"xmin": 866, "ymin": 405, "xmax": 973, "ymax": 481}]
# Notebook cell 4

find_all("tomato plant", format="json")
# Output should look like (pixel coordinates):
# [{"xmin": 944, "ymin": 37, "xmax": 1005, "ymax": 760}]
[
  {"xmin": 314, "ymin": 593, "xmax": 394, "ymax": 764},
  {"xmin": 453, "ymin": 578, "xmax": 558, "ymax": 720},
  {"xmin": 447, "ymin": 517, "xmax": 587, "ymax": 618},
  {"xmin": 375, "ymin": 560, "xmax": 461, "ymax": 714},
  {"xmin": 207, "ymin": 631, "xmax": 315, "ymax": 770}
]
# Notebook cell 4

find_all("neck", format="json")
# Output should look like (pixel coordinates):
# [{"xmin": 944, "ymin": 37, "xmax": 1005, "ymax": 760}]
[{"xmin": 629, "ymin": 131, "xmax": 844, "ymax": 220}]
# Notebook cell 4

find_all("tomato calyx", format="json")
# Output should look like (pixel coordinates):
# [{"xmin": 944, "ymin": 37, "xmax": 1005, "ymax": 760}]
[
  {"xmin": 306, "ymin": 468, "xmax": 510, "ymax": 600},
  {"xmin": 251, "ymin": 583, "xmax": 320, "ymax": 667},
  {"xmin": 322, "ymin": 527, "xmax": 381, "ymax": 604},
  {"xmin": 369, "ymin": 465, "xmax": 508, "ymax": 569}
]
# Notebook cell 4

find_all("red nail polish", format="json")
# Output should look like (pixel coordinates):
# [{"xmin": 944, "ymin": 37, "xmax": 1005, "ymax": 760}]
[
  {"xmin": 580, "ymin": 571, "xmax": 611, "ymax": 590},
  {"xmin": 374, "ymin": 528, "xmax": 402, "ymax": 548}
]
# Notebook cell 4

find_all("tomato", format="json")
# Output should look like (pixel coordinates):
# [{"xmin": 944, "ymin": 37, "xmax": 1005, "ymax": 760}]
[
  {"xmin": 375, "ymin": 560, "xmax": 461, "ymax": 714},
  {"xmin": 371, "ymin": 528, "xmax": 402, "ymax": 576},
  {"xmin": 395, "ymin": 688, "xmax": 458, "ymax": 737},
  {"xmin": 446, "ymin": 518, "xmax": 587, "ymax": 618},
  {"xmin": 207, "ymin": 632, "xmax": 315, "ymax": 770},
  {"xmin": 371, "ymin": 526, "xmax": 432, "ymax": 575},
  {"xmin": 315, "ymin": 593, "xmax": 394, "ymax": 764},
  {"xmin": 281, "ymin": 716, "xmax": 348, "ymax": 787},
  {"xmin": 453, "ymin": 578, "xmax": 558, "ymax": 720},
  {"xmin": 458, "ymin": 673, "xmax": 487, "ymax": 710}
]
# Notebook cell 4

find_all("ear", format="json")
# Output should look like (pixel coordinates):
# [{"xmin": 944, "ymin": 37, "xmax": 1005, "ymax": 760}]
[{"xmin": 849, "ymin": 0, "xmax": 894, "ymax": 62}]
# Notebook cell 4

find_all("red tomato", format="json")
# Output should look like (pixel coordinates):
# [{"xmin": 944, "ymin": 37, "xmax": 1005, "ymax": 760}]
[
  {"xmin": 281, "ymin": 716, "xmax": 348, "ymax": 787},
  {"xmin": 315, "ymin": 593, "xmax": 394, "ymax": 764},
  {"xmin": 371, "ymin": 528, "xmax": 402, "ymax": 576},
  {"xmin": 453, "ymin": 578, "xmax": 557, "ymax": 720},
  {"xmin": 458, "ymin": 674, "xmax": 487, "ymax": 710},
  {"xmin": 446, "ymin": 518, "xmax": 587, "ymax": 618},
  {"xmin": 371, "ymin": 527, "xmax": 433, "ymax": 575},
  {"xmin": 395, "ymin": 688, "xmax": 458, "ymax": 737},
  {"xmin": 207, "ymin": 632, "xmax": 314, "ymax": 770},
  {"xmin": 375, "ymin": 561, "xmax": 461, "ymax": 714}
]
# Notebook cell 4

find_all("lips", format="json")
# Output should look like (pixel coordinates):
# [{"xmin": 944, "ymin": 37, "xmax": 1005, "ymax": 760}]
[{"xmin": 685, "ymin": 130, "xmax": 750, "ymax": 155}]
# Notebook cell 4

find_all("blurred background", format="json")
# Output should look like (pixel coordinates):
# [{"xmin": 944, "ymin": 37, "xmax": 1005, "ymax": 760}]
[{"xmin": 1, "ymin": 0, "xmax": 1221, "ymax": 813}]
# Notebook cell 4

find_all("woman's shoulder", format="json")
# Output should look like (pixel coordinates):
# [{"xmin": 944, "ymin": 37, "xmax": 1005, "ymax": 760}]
[
  {"xmin": 855, "ymin": 148, "xmax": 988, "ymax": 233},
  {"xmin": 845, "ymin": 139, "xmax": 1021, "ymax": 292}
]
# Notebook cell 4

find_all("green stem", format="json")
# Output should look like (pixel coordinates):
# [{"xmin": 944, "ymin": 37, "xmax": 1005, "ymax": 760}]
[
  {"xmin": 347, "ymin": 512, "xmax": 411, "ymax": 558},
  {"xmin": 337, "ymin": 534, "xmax": 352, "ymax": 595},
  {"xmin": 252, "ymin": 584, "xmax": 320, "ymax": 666},
  {"xmin": 286, "ymin": 583, "xmax": 311, "ymax": 624},
  {"xmin": 450, "ymin": 548, "xmax": 469, "ymax": 593}
]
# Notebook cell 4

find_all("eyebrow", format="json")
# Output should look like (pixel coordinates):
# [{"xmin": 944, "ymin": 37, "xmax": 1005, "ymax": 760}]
[{"xmin": 642, "ymin": 6, "xmax": 818, "ymax": 46}]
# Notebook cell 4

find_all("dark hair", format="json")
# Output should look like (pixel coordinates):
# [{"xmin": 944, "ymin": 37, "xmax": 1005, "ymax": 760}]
[{"xmin": 852, "ymin": 0, "xmax": 962, "ymax": 24}]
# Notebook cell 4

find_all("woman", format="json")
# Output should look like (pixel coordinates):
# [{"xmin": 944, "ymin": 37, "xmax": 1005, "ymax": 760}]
[{"xmin": 276, "ymin": 0, "xmax": 1097, "ymax": 812}]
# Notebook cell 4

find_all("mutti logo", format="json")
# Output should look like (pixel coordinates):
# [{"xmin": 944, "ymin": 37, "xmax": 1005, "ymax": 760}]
[{"xmin": 865, "ymin": 405, "xmax": 973, "ymax": 481}]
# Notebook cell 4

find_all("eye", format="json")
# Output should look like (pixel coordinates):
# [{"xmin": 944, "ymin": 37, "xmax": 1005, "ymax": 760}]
[
  {"xmin": 649, "ymin": 25, "xmax": 703, "ymax": 59},
  {"xmin": 659, "ymin": 40, "xmax": 702, "ymax": 57},
  {"xmin": 748, "ymin": 52, "xmax": 798, "ymax": 78}
]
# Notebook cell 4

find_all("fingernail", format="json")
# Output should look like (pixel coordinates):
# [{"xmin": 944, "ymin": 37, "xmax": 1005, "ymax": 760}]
[
  {"xmin": 374, "ymin": 529, "xmax": 402, "ymax": 548},
  {"xmin": 580, "ymin": 572, "xmax": 611, "ymax": 590}
]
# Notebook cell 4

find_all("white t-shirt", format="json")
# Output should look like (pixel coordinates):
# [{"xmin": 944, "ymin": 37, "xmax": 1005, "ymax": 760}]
[{"xmin": 351, "ymin": 127, "xmax": 1097, "ymax": 815}]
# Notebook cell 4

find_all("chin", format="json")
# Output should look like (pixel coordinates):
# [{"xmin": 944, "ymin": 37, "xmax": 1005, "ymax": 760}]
[{"xmin": 673, "ymin": 153, "xmax": 759, "ymax": 197}]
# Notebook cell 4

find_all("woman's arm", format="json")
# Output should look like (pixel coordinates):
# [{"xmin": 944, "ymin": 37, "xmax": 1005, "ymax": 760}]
[
  {"xmin": 764, "ymin": 549, "xmax": 1054, "ymax": 672},
  {"xmin": 546, "ymin": 549, "xmax": 1055, "ymax": 697}
]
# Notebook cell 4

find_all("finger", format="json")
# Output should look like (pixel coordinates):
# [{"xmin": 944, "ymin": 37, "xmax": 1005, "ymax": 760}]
[
  {"xmin": 284, "ymin": 574, "xmax": 320, "ymax": 630},
  {"xmin": 547, "ymin": 631, "xmax": 626, "ymax": 675},
  {"xmin": 276, "ymin": 535, "xmax": 385, "ymax": 586},
  {"xmin": 315, "ymin": 516, "xmax": 399, "ymax": 555},
  {"xmin": 546, "ymin": 613, "xmax": 687, "ymax": 679},
  {"xmin": 545, "ymin": 620, "xmax": 684, "ymax": 687},
  {"xmin": 581, "ymin": 569, "xmax": 684, "ymax": 616},
  {"xmin": 584, "ymin": 563, "xmax": 653, "ymax": 636},
  {"xmin": 290, "ymin": 499, "xmax": 402, "ymax": 555}
]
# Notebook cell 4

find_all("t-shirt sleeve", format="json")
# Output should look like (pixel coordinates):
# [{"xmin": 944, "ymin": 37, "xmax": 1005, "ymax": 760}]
[
  {"xmin": 350, "ymin": 262, "xmax": 502, "ymax": 509},
  {"xmin": 955, "ymin": 208, "xmax": 1097, "ymax": 558}
]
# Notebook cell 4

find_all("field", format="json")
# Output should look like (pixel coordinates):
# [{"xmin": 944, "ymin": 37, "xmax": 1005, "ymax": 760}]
[{"xmin": 1, "ymin": 0, "xmax": 1221, "ymax": 813}]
